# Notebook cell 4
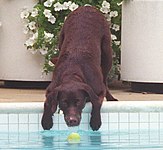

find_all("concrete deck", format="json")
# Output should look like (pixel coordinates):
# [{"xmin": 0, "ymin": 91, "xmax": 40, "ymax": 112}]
[{"xmin": 0, "ymin": 87, "xmax": 163, "ymax": 102}]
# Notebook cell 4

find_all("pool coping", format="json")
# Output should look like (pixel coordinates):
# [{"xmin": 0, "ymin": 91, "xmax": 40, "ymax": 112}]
[{"xmin": 0, "ymin": 101, "xmax": 163, "ymax": 114}]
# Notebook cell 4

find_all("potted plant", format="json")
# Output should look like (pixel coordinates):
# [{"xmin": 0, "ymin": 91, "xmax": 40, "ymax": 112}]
[
  {"xmin": 21, "ymin": 0, "xmax": 122, "ymax": 78},
  {"xmin": 121, "ymin": 0, "xmax": 163, "ymax": 93},
  {"xmin": 0, "ymin": 0, "xmax": 122, "ymax": 88}
]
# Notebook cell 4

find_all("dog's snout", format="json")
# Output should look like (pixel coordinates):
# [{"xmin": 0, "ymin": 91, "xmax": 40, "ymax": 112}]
[
  {"xmin": 65, "ymin": 115, "xmax": 80, "ymax": 126},
  {"xmin": 69, "ymin": 117, "xmax": 78, "ymax": 125}
]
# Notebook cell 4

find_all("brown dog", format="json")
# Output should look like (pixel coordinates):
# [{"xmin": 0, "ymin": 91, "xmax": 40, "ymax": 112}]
[{"xmin": 41, "ymin": 6, "xmax": 117, "ymax": 131}]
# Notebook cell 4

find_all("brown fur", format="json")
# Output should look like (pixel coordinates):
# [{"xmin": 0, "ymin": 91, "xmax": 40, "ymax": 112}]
[{"xmin": 41, "ymin": 6, "xmax": 117, "ymax": 131}]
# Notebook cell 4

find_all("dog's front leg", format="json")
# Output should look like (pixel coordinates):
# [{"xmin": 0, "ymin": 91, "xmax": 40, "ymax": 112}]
[
  {"xmin": 41, "ymin": 98, "xmax": 58, "ymax": 130},
  {"xmin": 90, "ymin": 104, "xmax": 102, "ymax": 131},
  {"xmin": 90, "ymin": 97, "xmax": 103, "ymax": 131}
]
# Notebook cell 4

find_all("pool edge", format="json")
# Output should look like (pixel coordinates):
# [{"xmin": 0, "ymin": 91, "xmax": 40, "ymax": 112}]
[{"xmin": 0, "ymin": 101, "xmax": 163, "ymax": 113}]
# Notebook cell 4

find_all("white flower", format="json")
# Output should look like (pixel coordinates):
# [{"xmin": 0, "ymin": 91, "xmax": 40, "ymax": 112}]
[
  {"xmin": 22, "ymin": 18, "xmax": 30, "ymax": 25},
  {"xmin": 100, "ymin": 1, "xmax": 110, "ymax": 14},
  {"xmin": 20, "ymin": 8, "xmax": 30, "ymax": 19},
  {"xmin": 54, "ymin": 2, "xmax": 63, "ymax": 11},
  {"xmin": 114, "ymin": 41, "xmax": 121, "ymax": 46},
  {"xmin": 69, "ymin": 3, "xmax": 79, "ymax": 11},
  {"xmin": 48, "ymin": 15, "xmax": 56, "ymax": 24},
  {"xmin": 112, "ymin": 24, "xmax": 120, "ymax": 31},
  {"xmin": 25, "ymin": 32, "xmax": 38, "ymax": 47},
  {"xmin": 40, "ymin": 48, "xmax": 48, "ymax": 55},
  {"xmin": 32, "ymin": 32, "xmax": 38, "ymax": 39},
  {"xmin": 0, "ymin": 22, "xmax": 2, "ymax": 27},
  {"xmin": 64, "ymin": 16, "xmax": 67, "ymax": 21},
  {"xmin": 31, "ymin": 8, "xmax": 39, "ymax": 17},
  {"xmin": 104, "ymin": 14, "xmax": 111, "ymax": 22},
  {"xmin": 28, "ymin": 49, "xmax": 37, "ymax": 54},
  {"xmin": 63, "ymin": 1, "xmax": 72, "ymax": 9},
  {"xmin": 111, "ymin": 34, "xmax": 117, "ymax": 40},
  {"xmin": 44, "ymin": 31, "xmax": 54, "ymax": 42},
  {"xmin": 54, "ymin": 49, "xmax": 59, "ymax": 54},
  {"xmin": 28, "ymin": 21, "xmax": 36, "ymax": 30},
  {"xmin": 102, "ymin": 0, "xmax": 110, "ymax": 8},
  {"xmin": 44, "ymin": 0, "xmax": 55, "ymax": 7},
  {"xmin": 117, "ymin": 2, "xmax": 123, "ymax": 6},
  {"xmin": 43, "ymin": 9, "xmax": 52, "ymax": 18},
  {"xmin": 67, "ymin": 1, "xmax": 72, "ymax": 6},
  {"xmin": 84, "ymin": 4, "xmax": 92, "ymax": 6},
  {"xmin": 25, "ymin": 38, "xmax": 35, "ymax": 47},
  {"xmin": 62, "ymin": 2, "xmax": 71, "ymax": 10},
  {"xmin": 110, "ymin": 11, "xmax": 118, "ymax": 18},
  {"xmin": 100, "ymin": 7, "xmax": 110, "ymax": 14},
  {"xmin": 48, "ymin": 61, "xmax": 54, "ymax": 67},
  {"xmin": 23, "ymin": 25, "xmax": 29, "ymax": 34}
]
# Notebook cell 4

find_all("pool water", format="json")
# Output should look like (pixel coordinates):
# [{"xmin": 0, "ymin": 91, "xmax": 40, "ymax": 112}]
[{"xmin": 1, "ymin": 129, "xmax": 163, "ymax": 150}]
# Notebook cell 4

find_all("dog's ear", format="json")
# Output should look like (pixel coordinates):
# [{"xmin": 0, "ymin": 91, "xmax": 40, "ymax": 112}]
[
  {"xmin": 45, "ymin": 86, "xmax": 61, "ymax": 113},
  {"xmin": 80, "ymin": 83, "xmax": 99, "ymax": 102},
  {"xmin": 41, "ymin": 86, "xmax": 61, "ymax": 130}
]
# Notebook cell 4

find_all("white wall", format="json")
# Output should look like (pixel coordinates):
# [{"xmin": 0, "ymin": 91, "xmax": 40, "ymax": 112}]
[
  {"xmin": 121, "ymin": 0, "xmax": 163, "ymax": 83},
  {"xmin": 0, "ymin": 0, "xmax": 52, "ymax": 81}
]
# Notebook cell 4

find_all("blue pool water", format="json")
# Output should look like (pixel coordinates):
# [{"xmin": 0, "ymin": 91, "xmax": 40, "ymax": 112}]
[{"xmin": 1, "ymin": 129, "xmax": 163, "ymax": 150}]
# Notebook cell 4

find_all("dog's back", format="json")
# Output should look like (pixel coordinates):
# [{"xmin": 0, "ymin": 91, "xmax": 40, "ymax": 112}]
[
  {"xmin": 58, "ymin": 6, "xmax": 110, "ymax": 66},
  {"xmin": 53, "ymin": 6, "xmax": 113, "ymax": 97}
]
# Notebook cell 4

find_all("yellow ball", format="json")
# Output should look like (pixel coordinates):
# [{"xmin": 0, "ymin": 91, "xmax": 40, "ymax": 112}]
[{"xmin": 67, "ymin": 132, "xmax": 80, "ymax": 143}]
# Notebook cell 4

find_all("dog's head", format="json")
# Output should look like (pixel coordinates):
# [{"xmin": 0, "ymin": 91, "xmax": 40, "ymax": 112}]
[{"xmin": 46, "ymin": 81, "xmax": 98, "ymax": 127}]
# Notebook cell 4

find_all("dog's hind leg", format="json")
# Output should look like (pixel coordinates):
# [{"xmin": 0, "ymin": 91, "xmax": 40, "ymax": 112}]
[{"xmin": 101, "ymin": 29, "xmax": 118, "ymax": 101}]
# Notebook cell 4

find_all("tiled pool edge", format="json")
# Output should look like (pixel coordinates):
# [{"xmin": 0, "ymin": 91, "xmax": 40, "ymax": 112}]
[
  {"xmin": 0, "ymin": 101, "xmax": 163, "ymax": 133},
  {"xmin": 1, "ymin": 101, "xmax": 163, "ymax": 113}
]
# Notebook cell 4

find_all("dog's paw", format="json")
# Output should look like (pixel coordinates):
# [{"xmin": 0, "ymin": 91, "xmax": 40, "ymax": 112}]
[
  {"xmin": 90, "ymin": 116, "xmax": 101, "ymax": 131},
  {"xmin": 41, "ymin": 114, "xmax": 53, "ymax": 130}
]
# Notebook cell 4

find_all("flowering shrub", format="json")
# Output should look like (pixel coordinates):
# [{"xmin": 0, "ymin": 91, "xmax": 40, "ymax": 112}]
[{"xmin": 21, "ymin": 0, "xmax": 122, "ymax": 78}]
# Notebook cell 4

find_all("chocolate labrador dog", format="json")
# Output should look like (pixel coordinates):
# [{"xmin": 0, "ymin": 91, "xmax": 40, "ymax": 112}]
[{"xmin": 41, "ymin": 6, "xmax": 117, "ymax": 131}]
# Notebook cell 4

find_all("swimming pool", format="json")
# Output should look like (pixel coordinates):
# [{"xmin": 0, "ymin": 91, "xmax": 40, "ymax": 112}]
[{"xmin": 0, "ymin": 101, "xmax": 163, "ymax": 149}]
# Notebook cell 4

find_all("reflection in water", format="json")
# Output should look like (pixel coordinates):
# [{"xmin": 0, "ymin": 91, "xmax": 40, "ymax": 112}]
[
  {"xmin": 0, "ymin": 130, "xmax": 163, "ymax": 149},
  {"xmin": 42, "ymin": 135, "xmax": 54, "ymax": 148}
]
